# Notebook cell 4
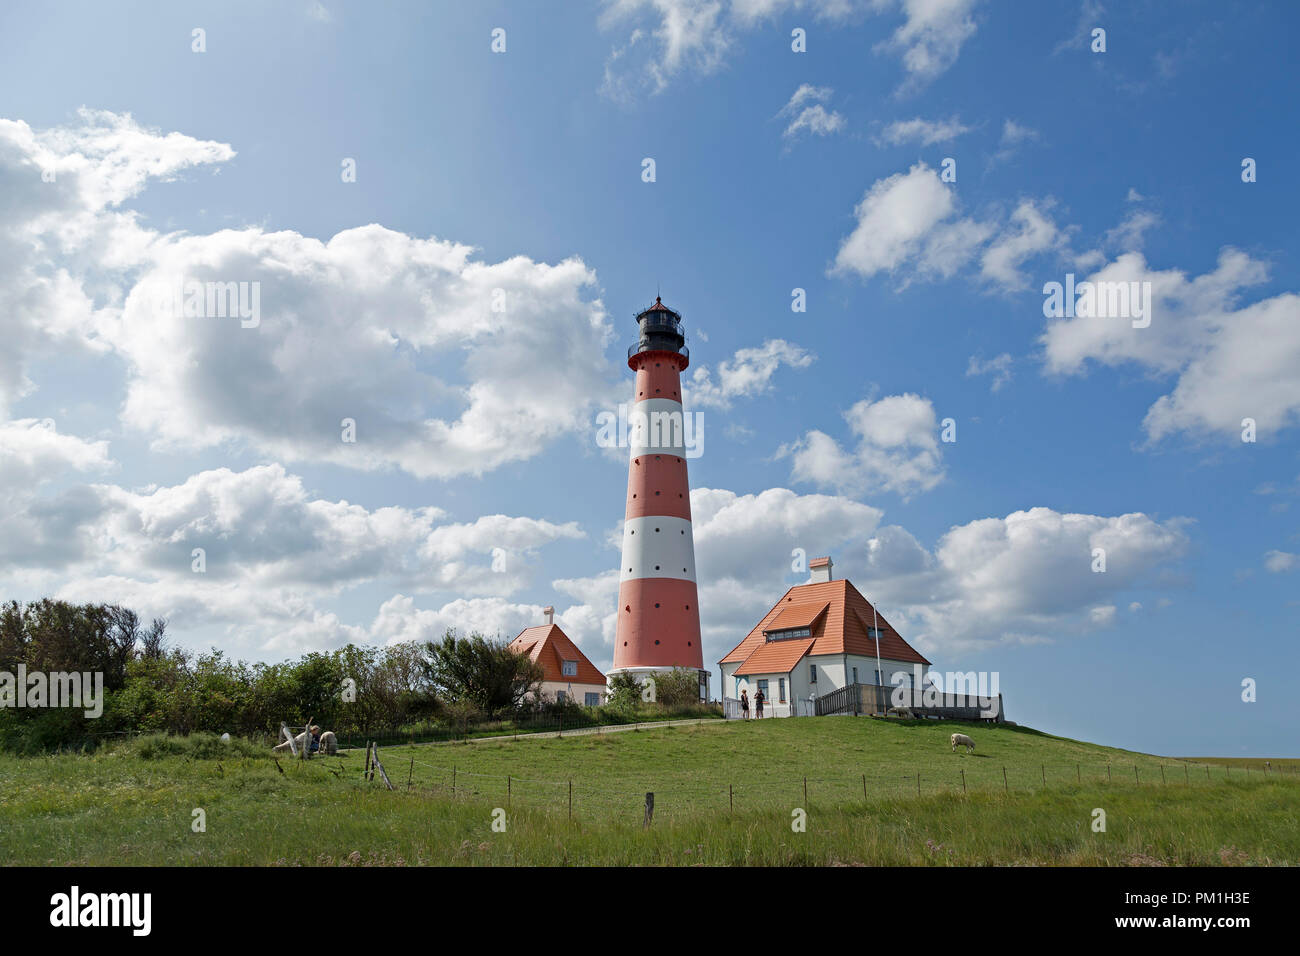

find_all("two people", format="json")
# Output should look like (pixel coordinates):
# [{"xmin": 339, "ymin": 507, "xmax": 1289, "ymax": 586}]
[{"xmin": 738, "ymin": 689, "xmax": 766, "ymax": 719}]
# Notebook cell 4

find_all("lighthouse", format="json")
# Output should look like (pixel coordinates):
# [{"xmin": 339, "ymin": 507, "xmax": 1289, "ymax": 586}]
[{"xmin": 610, "ymin": 296, "xmax": 706, "ymax": 699}]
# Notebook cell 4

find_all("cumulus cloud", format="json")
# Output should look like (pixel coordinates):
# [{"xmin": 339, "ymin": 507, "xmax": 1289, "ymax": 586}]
[
  {"xmin": 3, "ymin": 109, "xmax": 621, "ymax": 480},
  {"xmin": 877, "ymin": 115, "xmax": 971, "ymax": 146},
  {"xmin": 1264, "ymin": 550, "xmax": 1297, "ymax": 573},
  {"xmin": 599, "ymin": 1, "xmax": 977, "ymax": 99},
  {"xmin": 781, "ymin": 393, "xmax": 945, "ymax": 498},
  {"xmin": 966, "ymin": 353, "xmax": 1013, "ymax": 391},
  {"xmin": 777, "ymin": 85, "xmax": 845, "ymax": 141},
  {"xmin": 686, "ymin": 338, "xmax": 814, "ymax": 409},
  {"xmin": 832, "ymin": 163, "xmax": 1068, "ymax": 290},
  {"xmin": 1041, "ymin": 248, "xmax": 1300, "ymax": 442}
]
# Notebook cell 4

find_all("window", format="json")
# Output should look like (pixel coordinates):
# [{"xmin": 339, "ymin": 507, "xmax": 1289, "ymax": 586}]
[
  {"xmin": 556, "ymin": 690, "xmax": 566, "ymax": 702},
  {"xmin": 778, "ymin": 678, "xmax": 786, "ymax": 702},
  {"xmin": 810, "ymin": 663, "xmax": 818, "ymax": 683},
  {"xmin": 851, "ymin": 666, "xmax": 857, "ymax": 684},
  {"xmin": 757, "ymin": 679, "xmax": 769, "ymax": 698},
  {"xmin": 867, "ymin": 626, "xmax": 883, "ymax": 639},
  {"xmin": 561, "ymin": 660, "xmax": 577, "ymax": 677},
  {"xmin": 875, "ymin": 669, "xmax": 883, "ymax": 685},
  {"xmin": 585, "ymin": 692, "xmax": 601, "ymax": 707},
  {"xmin": 766, "ymin": 627, "xmax": 811, "ymax": 641}
]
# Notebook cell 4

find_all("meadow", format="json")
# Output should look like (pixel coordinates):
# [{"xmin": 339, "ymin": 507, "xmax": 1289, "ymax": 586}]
[{"xmin": 1, "ymin": 717, "xmax": 1295, "ymax": 866}]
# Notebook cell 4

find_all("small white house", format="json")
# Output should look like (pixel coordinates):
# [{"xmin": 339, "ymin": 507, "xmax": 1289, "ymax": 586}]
[
  {"xmin": 718, "ymin": 557, "xmax": 931, "ymax": 717},
  {"xmin": 508, "ymin": 607, "xmax": 607, "ymax": 706}
]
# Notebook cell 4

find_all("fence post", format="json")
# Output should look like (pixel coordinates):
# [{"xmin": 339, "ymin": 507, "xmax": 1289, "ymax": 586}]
[
  {"xmin": 1077, "ymin": 764, "xmax": 1081, "ymax": 784},
  {"xmin": 961, "ymin": 768, "xmax": 966, "ymax": 794},
  {"xmin": 452, "ymin": 766, "xmax": 456, "ymax": 794},
  {"xmin": 803, "ymin": 776, "xmax": 807, "ymax": 805},
  {"xmin": 407, "ymin": 755, "xmax": 413, "ymax": 791},
  {"xmin": 1041, "ymin": 764, "xmax": 1046, "ymax": 787},
  {"xmin": 729, "ymin": 783, "xmax": 733, "ymax": 812},
  {"xmin": 1160, "ymin": 765, "xmax": 1166, "ymax": 785},
  {"xmin": 1134, "ymin": 765, "xmax": 1139, "ymax": 784},
  {"xmin": 568, "ymin": 780, "xmax": 573, "ymax": 821},
  {"xmin": 1107, "ymin": 764, "xmax": 1111, "ymax": 784},
  {"xmin": 644, "ymin": 792, "xmax": 654, "ymax": 828},
  {"xmin": 917, "ymin": 772, "xmax": 921, "ymax": 797},
  {"xmin": 1002, "ymin": 766, "xmax": 1008, "ymax": 793},
  {"xmin": 862, "ymin": 773, "xmax": 867, "ymax": 801}
]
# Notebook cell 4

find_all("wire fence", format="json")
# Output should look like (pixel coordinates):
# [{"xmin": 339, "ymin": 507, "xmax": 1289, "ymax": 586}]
[{"xmin": 354, "ymin": 747, "xmax": 1299, "ymax": 826}]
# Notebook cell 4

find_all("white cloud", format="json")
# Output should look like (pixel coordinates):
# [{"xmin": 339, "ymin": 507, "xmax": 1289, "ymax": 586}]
[
  {"xmin": 781, "ymin": 392, "xmax": 945, "ymax": 498},
  {"xmin": 979, "ymin": 200, "xmax": 1066, "ymax": 289},
  {"xmin": 777, "ymin": 85, "xmax": 845, "ymax": 141},
  {"xmin": 687, "ymin": 338, "xmax": 814, "ymax": 409},
  {"xmin": 878, "ymin": 0, "xmax": 982, "ymax": 91},
  {"xmin": 1041, "ymin": 248, "xmax": 1300, "ymax": 442},
  {"xmin": 966, "ymin": 353, "xmax": 1013, "ymax": 391},
  {"xmin": 877, "ymin": 115, "xmax": 971, "ymax": 146},
  {"xmin": 599, "ymin": 1, "xmax": 977, "ymax": 99},
  {"xmin": 992, "ymin": 118, "xmax": 1039, "ymax": 162},
  {"xmin": 1264, "ymin": 550, "xmax": 1297, "ymax": 573}
]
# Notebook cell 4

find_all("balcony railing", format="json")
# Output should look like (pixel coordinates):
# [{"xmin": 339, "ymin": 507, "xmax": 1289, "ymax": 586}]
[{"xmin": 628, "ymin": 343, "xmax": 688, "ymax": 361}]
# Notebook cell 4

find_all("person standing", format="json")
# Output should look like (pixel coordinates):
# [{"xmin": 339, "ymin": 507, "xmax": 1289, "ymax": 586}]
[
  {"xmin": 740, "ymin": 689, "xmax": 750, "ymax": 720},
  {"xmin": 754, "ymin": 688, "xmax": 765, "ymax": 718}
]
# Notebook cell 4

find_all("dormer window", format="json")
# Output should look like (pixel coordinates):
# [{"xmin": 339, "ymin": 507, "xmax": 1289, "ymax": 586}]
[
  {"xmin": 765, "ymin": 627, "xmax": 811, "ymax": 641},
  {"xmin": 562, "ymin": 660, "xmax": 577, "ymax": 677}
]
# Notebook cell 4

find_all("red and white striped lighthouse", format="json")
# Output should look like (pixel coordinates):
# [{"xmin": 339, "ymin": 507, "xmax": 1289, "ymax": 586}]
[{"xmin": 610, "ymin": 296, "xmax": 704, "ymax": 690}]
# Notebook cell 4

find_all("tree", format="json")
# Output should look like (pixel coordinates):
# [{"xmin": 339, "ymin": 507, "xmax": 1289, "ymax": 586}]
[{"xmin": 423, "ymin": 629, "xmax": 542, "ymax": 715}]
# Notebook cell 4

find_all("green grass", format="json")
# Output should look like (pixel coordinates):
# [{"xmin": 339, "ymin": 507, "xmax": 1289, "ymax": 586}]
[{"xmin": 1, "ymin": 717, "xmax": 1295, "ymax": 865}]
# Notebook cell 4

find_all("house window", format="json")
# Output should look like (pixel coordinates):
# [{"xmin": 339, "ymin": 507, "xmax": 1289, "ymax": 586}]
[
  {"xmin": 562, "ymin": 660, "xmax": 577, "ymax": 677},
  {"xmin": 875, "ymin": 669, "xmax": 883, "ymax": 685},
  {"xmin": 766, "ymin": 626, "xmax": 811, "ymax": 641},
  {"xmin": 809, "ymin": 664, "xmax": 817, "ymax": 683},
  {"xmin": 556, "ymin": 690, "xmax": 567, "ymax": 702},
  {"xmin": 584, "ymin": 692, "xmax": 601, "ymax": 706},
  {"xmin": 867, "ymin": 626, "xmax": 883, "ymax": 639},
  {"xmin": 851, "ymin": 666, "xmax": 858, "ymax": 684},
  {"xmin": 778, "ymin": 678, "xmax": 786, "ymax": 702},
  {"xmin": 757, "ymin": 679, "xmax": 769, "ymax": 698}
]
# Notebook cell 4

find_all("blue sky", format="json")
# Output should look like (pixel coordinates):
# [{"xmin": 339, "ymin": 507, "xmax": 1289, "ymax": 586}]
[{"xmin": 0, "ymin": 1, "xmax": 1296, "ymax": 756}]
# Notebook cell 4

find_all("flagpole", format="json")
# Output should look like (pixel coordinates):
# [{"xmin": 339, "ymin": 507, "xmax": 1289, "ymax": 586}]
[{"xmin": 872, "ymin": 601, "xmax": 883, "ymax": 714}]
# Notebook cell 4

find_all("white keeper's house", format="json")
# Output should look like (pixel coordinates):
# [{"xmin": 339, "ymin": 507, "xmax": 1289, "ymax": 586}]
[
  {"xmin": 508, "ymin": 607, "xmax": 607, "ymax": 706},
  {"xmin": 718, "ymin": 557, "xmax": 931, "ymax": 717}
]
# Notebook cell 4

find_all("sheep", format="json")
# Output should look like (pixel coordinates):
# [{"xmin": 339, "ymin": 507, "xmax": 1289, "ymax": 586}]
[
  {"xmin": 318, "ymin": 730, "xmax": 338, "ymax": 755},
  {"xmin": 951, "ymin": 732, "xmax": 975, "ymax": 754},
  {"xmin": 887, "ymin": 706, "xmax": 914, "ymax": 719}
]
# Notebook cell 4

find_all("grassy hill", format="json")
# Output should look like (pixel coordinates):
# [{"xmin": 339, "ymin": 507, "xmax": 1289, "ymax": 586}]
[{"xmin": 1, "ymin": 717, "xmax": 1296, "ymax": 865}]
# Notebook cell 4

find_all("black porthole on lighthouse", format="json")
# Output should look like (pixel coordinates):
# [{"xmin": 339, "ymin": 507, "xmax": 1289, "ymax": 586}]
[
  {"xmin": 655, "ymin": 603, "xmax": 660, "ymax": 608},
  {"xmin": 685, "ymin": 604, "xmax": 690, "ymax": 610},
  {"xmin": 655, "ymin": 527, "xmax": 660, "ymax": 532},
  {"xmin": 654, "ymin": 640, "xmax": 660, "ymax": 645},
  {"xmin": 655, "ymin": 490, "xmax": 660, "ymax": 495},
  {"xmin": 624, "ymin": 605, "xmax": 630, "ymax": 612},
  {"xmin": 655, "ymin": 565, "xmax": 660, "ymax": 570}
]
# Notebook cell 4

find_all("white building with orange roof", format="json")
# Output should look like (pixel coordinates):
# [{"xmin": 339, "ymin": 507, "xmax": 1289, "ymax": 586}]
[
  {"xmin": 718, "ymin": 557, "xmax": 932, "ymax": 717},
  {"xmin": 508, "ymin": 607, "xmax": 608, "ymax": 706}
]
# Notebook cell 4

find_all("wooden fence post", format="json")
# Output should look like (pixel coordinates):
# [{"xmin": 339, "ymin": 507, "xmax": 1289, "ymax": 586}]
[
  {"xmin": 568, "ymin": 780, "xmax": 573, "ymax": 821},
  {"xmin": 508, "ymin": 774, "xmax": 512, "ymax": 807},
  {"xmin": 803, "ymin": 776, "xmax": 807, "ymax": 805},
  {"xmin": 862, "ymin": 773, "xmax": 867, "ymax": 801},
  {"xmin": 1134, "ymin": 764, "xmax": 1140, "ymax": 784},
  {"xmin": 1107, "ymin": 764, "xmax": 1111, "ymax": 784},
  {"xmin": 916, "ymin": 772, "xmax": 921, "ymax": 797},
  {"xmin": 1041, "ymin": 765, "xmax": 1046, "ymax": 787},
  {"xmin": 1077, "ymin": 764, "xmax": 1081, "ymax": 784},
  {"xmin": 372, "ymin": 745, "xmax": 393, "ymax": 791},
  {"xmin": 1160, "ymin": 765, "xmax": 1166, "ymax": 785},
  {"xmin": 961, "ymin": 768, "xmax": 966, "ymax": 794},
  {"xmin": 1002, "ymin": 766, "xmax": 1008, "ymax": 793},
  {"xmin": 452, "ymin": 766, "xmax": 456, "ymax": 794},
  {"xmin": 729, "ymin": 783, "xmax": 733, "ymax": 812},
  {"xmin": 407, "ymin": 755, "xmax": 414, "ymax": 791},
  {"xmin": 644, "ymin": 792, "xmax": 654, "ymax": 828}
]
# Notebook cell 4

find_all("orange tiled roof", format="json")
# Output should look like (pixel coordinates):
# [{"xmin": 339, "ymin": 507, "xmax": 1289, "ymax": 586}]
[
  {"xmin": 733, "ymin": 637, "xmax": 816, "ymax": 676},
  {"xmin": 720, "ymin": 578, "xmax": 930, "ymax": 668},
  {"xmin": 508, "ymin": 624, "xmax": 606, "ymax": 685},
  {"xmin": 764, "ymin": 600, "xmax": 829, "ymax": 633}
]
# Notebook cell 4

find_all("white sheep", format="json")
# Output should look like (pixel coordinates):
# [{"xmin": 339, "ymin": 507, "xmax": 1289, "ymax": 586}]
[
  {"xmin": 318, "ymin": 730, "xmax": 338, "ymax": 755},
  {"xmin": 951, "ymin": 732, "xmax": 975, "ymax": 754}
]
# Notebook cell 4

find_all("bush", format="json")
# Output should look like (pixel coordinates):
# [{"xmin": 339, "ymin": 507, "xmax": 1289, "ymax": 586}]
[{"xmin": 129, "ymin": 732, "xmax": 267, "ymax": 760}]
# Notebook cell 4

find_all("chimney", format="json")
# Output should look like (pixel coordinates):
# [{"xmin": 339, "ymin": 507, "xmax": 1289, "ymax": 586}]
[
  {"xmin": 809, "ymin": 556, "xmax": 833, "ymax": 584},
  {"xmin": 543, "ymin": 606, "xmax": 554, "ymax": 626}
]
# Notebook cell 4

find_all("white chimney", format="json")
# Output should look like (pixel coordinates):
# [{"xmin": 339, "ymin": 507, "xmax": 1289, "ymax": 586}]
[
  {"xmin": 809, "ymin": 556, "xmax": 833, "ymax": 584},
  {"xmin": 543, "ymin": 606, "xmax": 554, "ymax": 626}
]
